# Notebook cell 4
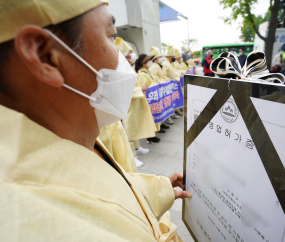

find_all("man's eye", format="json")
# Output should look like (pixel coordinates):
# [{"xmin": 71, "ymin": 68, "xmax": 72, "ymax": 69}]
[{"xmin": 112, "ymin": 16, "xmax": 116, "ymax": 25}]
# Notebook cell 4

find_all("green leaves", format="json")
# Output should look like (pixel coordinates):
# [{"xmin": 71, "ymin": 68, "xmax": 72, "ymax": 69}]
[
  {"xmin": 220, "ymin": 0, "xmax": 258, "ymax": 21},
  {"xmin": 219, "ymin": 0, "xmax": 271, "ymax": 42},
  {"xmin": 220, "ymin": 0, "xmax": 281, "ymax": 70},
  {"xmin": 240, "ymin": 11, "xmax": 271, "ymax": 42}
]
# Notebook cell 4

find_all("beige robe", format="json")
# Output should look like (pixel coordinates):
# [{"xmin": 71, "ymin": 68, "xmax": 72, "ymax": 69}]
[
  {"xmin": 181, "ymin": 61, "xmax": 189, "ymax": 71},
  {"xmin": 122, "ymin": 79, "xmax": 157, "ymax": 140},
  {"xmin": 0, "ymin": 104, "xmax": 182, "ymax": 242},
  {"xmin": 186, "ymin": 59, "xmax": 198, "ymax": 75},
  {"xmin": 172, "ymin": 60, "xmax": 186, "ymax": 76},
  {"xmin": 98, "ymin": 121, "xmax": 137, "ymax": 173},
  {"xmin": 181, "ymin": 61, "xmax": 198, "ymax": 75},
  {"xmin": 161, "ymin": 58, "xmax": 181, "ymax": 81},
  {"xmin": 149, "ymin": 62, "xmax": 169, "ymax": 83}
]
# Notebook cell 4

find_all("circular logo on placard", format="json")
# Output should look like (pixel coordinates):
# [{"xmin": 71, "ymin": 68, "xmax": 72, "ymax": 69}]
[{"xmin": 220, "ymin": 98, "xmax": 239, "ymax": 123}]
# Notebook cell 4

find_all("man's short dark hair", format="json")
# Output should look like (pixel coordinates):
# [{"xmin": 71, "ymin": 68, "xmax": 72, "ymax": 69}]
[
  {"xmin": 239, "ymin": 48, "xmax": 245, "ymax": 51},
  {"xmin": 0, "ymin": 14, "xmax": 85, "ymax": 95}
]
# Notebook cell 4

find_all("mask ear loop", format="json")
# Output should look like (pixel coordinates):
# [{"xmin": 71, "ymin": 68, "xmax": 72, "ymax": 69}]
[{"xmin": 44, "ymin": 29, "xmax": 104, "ymax": 102}]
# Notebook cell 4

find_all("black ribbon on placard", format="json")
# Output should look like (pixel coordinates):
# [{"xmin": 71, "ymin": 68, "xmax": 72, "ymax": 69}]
[{"xmin": 210, "ymin": 51, "xmax": 285, "ymax": 83}]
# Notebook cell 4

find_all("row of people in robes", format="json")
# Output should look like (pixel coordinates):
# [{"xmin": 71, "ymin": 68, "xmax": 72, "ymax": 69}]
[{"xmin": 99, "ymin": 37, "xmax": 197, "ymax": 169}]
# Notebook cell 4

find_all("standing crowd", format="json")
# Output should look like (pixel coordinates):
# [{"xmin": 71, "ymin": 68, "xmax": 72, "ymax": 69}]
[{"xmin": 99, "ymin": 37, "xmax": 198, "ymax": 169}]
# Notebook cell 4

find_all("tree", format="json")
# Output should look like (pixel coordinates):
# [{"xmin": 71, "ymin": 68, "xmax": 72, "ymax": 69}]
[
  {"xmin": 181, "ymin": 38, "xmax": 198, "ymax": 51},
  {"xmin": 161, "ymin": 42, "xmax": 170, "ymax": 56},
  {"xmin": 194, "ymin": 50, "xmax": 201, "ymax": 58},
  {"xmin": 240, "ymin": 24, "xmax": 255, "ymax": 42},
  {"xmin": 240, "ymin": 11, "xmax": 271, "ymax": 42},
  {"xmin": 220, "ymin": 0, "xmax": 281, "ymax": 70}
]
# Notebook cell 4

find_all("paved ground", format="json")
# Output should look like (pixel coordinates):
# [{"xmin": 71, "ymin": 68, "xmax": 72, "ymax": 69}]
[{"xmin": 137, "ymin": 66, "xmax": 203, "ymax": 241}]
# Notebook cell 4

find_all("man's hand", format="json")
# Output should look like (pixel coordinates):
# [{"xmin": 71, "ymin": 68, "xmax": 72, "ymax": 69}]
[
  {"xmin": 168, "ymin": 173, "xmax": 192, "ymax": 200},
  {"xmin": 141, "ymin": 85, "xmax": 148, "ymax": 92}
]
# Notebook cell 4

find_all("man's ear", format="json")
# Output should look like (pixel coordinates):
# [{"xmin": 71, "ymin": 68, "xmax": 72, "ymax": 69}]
[{"xmin": 14, "ymin": 25, "xmax": 64, "ymax": 88}]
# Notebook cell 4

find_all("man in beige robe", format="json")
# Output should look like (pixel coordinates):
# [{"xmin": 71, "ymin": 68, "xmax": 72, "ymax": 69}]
[
  {"xmin": 182, "ymin": 47, "xmax": 198, "ymax": 75},
  {"xmin": 115, "ymin": 37, "xmax": 159, "ymax": 164},
  {"xmin": 162, "ymin": 46, "xmax": 181, "ymax": 82},
  {"xmin": 0, "ymin": 0, "xmax": 191, "ymax": 241},
  {"xmin": 172, "ymin": 49, "xmax": 187, "ymax": 77}
]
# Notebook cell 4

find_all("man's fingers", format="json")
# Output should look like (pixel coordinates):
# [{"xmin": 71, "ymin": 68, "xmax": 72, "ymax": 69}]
[
  {"xmin": 178, "ymin": 182, "xmax": 183, "ymax": 189},
  {"xmin": 177, "ymin": 173, "xmax": 183, "ymax": 180},
  {"xmin": 174, "ymin": 181, "xmax": 183, "ymax": 189},
  {"xmin": 174, "ymin": 190, "xmax": 192, "ymax": 200},
  {"xmin": 169, "ymin": 173, "xmax": 184, "ymax": 186}
]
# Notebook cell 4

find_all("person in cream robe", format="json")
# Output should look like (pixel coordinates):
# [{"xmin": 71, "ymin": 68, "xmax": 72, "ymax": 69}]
[
  {"xmin": 149, "ymin": 46, "xmax": 169, "ymax": 83},
  {"xmin": 115, "ymin": 37, "xmax": 158, "ymax": 166},
  {"xmin": 161, "ymin": 46, "xmax": 181, "ymax": 82},
  {"xmin": 0, "ymin": 0, "xmax": 191, "ymax": 241},
  {"xmin": 149, "ymin": 46, "xmax": 174, "ymax": 127},
  {"xmin": 181, "ymin": 53, "xmax": 190, "ymax": 71},
  {"xmin": 135, "ymin": 54, "xmax": 163, "ymax": 143},
  {"xmin": 99, "ymin": 37, "xmax": 157, "ymax": 169},
  {"xmin": 182, "ymin": 47, "xmax": 198, "ymax": 75},
  {"xmin": 172, "ymin": 49, "xmax": 186, "ymax": 77}
]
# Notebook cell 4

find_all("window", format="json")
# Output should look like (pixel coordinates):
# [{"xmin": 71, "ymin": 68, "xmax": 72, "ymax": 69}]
[
  {"xmin": 221, "ymin": 48, "xmax": 229, "ymax": 52},
  {"xmin": 245, "ymin": 46, "xmax": 253, "ymax": 52},
  {"xmin": 212, "ymin": 48, "xmax": 220, "ymax": 55},
  {"xmin": 232, "ymin": 47, "xmax": 239, "ymax": 52}
]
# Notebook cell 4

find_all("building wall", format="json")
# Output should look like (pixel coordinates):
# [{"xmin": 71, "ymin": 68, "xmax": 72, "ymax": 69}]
[
  {"xmin": 108, "ymin": 0, "xmax": 162, "ymax": 55},
  {"xmin": 108, "ymin": 0, "xmax": 129, "ymax": 28},
  {"xmin": 141, "ymin": 0, "xmax": 161, "ymax": 55}
]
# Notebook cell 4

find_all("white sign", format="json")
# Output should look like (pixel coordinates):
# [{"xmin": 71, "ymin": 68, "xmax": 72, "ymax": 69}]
[{"xmin": 184, "ymin": 84, "xmax": 285, "ymax": 242}]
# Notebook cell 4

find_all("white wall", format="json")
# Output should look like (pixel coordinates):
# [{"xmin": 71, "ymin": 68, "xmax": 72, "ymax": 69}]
[
  {"xmin": 108, "ymin": 0, "xmax": 162, "ymax": 55},
  {"xmin": 108, "ymin": 0, "xmax": 129, "ymax": 27},
  {"xmin": 141, "ymin": 0, "xmax": 162, "ymax": 55}
]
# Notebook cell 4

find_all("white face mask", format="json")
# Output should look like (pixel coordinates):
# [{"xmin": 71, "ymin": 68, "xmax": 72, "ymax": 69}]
[
  {"xmin": 129, "ymin": 52, "xmax": 137, "ymax": 64},
  {"xmin": 147, "ymin": 60, "xmax": 153, "ymax": 68},
  {"xmin": 158, "ymin": 57, "xmax": 164, "ymax": 64},
  {"xmin": 44, "ymin": 29, "xmax": 137, "ymax": 130}
]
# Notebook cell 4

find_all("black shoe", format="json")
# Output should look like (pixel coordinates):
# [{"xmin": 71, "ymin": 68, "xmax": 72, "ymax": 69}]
[
  {"xmin": 153, "ymin": 137, "xmax": 160, "ymax": 141},
  {"xmin": 175, "ymin": 111, "xmax": 184, "ymax": 117},
  {"xmin": 146, "ymin": 137, "xmax": 160, "ymax": 144},
  {"xmin": 158, "ymin": 129, "xmax": 166, "ymax": 133},
  {"xmin": 161, "ymin": 124, "xmax": 170, "ymax": 129}
]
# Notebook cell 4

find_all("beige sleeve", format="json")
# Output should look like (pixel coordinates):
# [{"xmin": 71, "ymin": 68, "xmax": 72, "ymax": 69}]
[
  {"xmin": 137, "ymin": 74, "xmax": 151, "ymax": 87},
  {"xmin": 163, "ymin": 64, "xmax": 180, "ymax": 81},
  {"xmin": 128, "ymin": 173, "xmax": 175, "ymax": 220},
  {"xmin": 132, "ymin": 86, "xmax": 145, "ymax": 99}
]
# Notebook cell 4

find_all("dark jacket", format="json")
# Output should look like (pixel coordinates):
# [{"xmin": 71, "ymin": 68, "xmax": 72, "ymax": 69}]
[{"xmin": 238, "ymin": 54, "xmax": 247, "ymax": 68}]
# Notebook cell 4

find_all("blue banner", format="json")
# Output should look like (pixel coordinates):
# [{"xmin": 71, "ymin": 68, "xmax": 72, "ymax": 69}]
[
  {"xmin": 180, "ymin": 67, "xmax": 195, "ymax": 87},
  {"xmin": 145, "ymin": 80, "xmax": 184, "ymax": 124}
]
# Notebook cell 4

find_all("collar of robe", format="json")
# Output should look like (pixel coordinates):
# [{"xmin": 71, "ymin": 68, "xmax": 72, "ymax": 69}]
[{"xmin": 210, "ymin": 51, "xmax": 285, "ymax": 84}]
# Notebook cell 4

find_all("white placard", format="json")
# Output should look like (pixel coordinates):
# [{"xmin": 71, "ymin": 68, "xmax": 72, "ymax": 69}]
[{"xmin": 184, "ymin": 84, "xmax": 285, "ymax": 242}]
